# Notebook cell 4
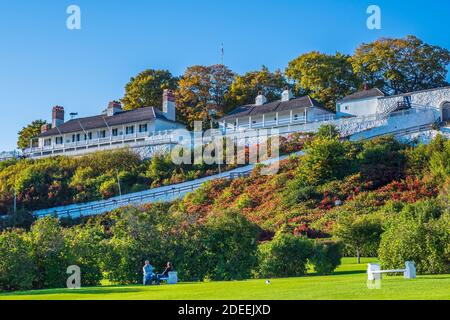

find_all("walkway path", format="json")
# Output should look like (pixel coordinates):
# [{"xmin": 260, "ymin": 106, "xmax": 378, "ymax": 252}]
[{"xmin": 34, "ymin": 152, "xmax": 303, "ymax": 219}]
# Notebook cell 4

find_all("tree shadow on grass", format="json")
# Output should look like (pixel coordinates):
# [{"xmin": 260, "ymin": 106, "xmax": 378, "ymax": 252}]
[{"xmin": 3, "ymin": 285, "xmax": 153, "ymax": 297}]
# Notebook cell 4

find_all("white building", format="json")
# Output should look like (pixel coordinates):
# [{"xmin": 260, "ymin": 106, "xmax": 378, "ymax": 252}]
[
  {"xmin": 218, "ymin": 89, "xmax": 335, "ymax": 131},
  {"xmin": 24, "ymin": 90, "xmax": 186, "ymax": 159},
  {"xmin": 337, "ymin": 86, "xmax": 450, "ymax": 122},
  {"xmin": 336, "ymin": 88, "xmax": 385, "ymax": 117}
]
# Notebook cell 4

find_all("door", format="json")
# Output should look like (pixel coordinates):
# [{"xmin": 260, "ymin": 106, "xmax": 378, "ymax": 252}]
[{"xmin": 443, "ymin": 102, "xmax": 450, "ymax": 122}]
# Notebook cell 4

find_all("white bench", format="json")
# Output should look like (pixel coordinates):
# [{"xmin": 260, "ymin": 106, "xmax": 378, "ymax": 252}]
[{"xmin": 367, "ymin": 261, "xmax": 416, "ymax": 281}]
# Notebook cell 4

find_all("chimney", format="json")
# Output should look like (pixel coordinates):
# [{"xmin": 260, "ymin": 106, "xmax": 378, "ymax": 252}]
[
  {"xmin": 363, "ymin": 83, "xmax": 370, "ymax": 91},
  {"xmin": 107, "ymin": 101, "xmax": 122, "ymax": 117},
  {"xmin": 41, "ymin": 123, "xmax": 51, "ymax": 133},
  {"xmin": 162, "ymin": 89, "xmax": 176, "ymax": 121},
  {"xmin": 281, "ymin": 87, "xmax": 294, "ymax": 102},
  {"xmin": 255, "ymin": 91, "xmax": 267, "ymax": 106},
  {"xmin": 52, "ymin": 106, "xmax": 64, "ymax": 128}
]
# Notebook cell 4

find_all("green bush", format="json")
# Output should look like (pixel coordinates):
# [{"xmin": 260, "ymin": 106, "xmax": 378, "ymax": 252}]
[
  {"xmin": 201, "ymin": 210, "xmax": 259, "ymax": 281},
  {"xmin": 257, "ymin": 231, "xmax": 313, "ymax": 278},
  {"xmin": 64, "ymin": 224, "xmax": 105, "ymax": 287},
  {"xmin": 310, "ymin": 241, "xmax": 343, "ymax": 275},
  {"xmin": 0, "ymin": 229, "xmax": 36, "ymax": 291},
  {"xmin": 28, "ymin": 217, "xmax": 70, "ymax": 289},
  {"xmin": 378, "ymin": 200, "xmax": 450, "ymax": 274}
]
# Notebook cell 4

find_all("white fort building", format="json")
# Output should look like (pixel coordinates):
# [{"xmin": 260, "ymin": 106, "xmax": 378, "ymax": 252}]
[{"xmin": 23, "ymin": 86, "xmax": 450, "ymax": 159}]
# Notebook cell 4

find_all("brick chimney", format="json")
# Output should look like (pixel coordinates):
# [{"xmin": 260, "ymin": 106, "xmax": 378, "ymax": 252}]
[
  {"xmin": 162, "ymin": 89, "xmax": 176, "ymax": 121},
  {"xmin": 41, "ymin": 123, "xmax": 52, "ymax": 133},
  {"xmin": 52, "ymin": 106, "xmax": 65, "ymax": 128},
  {"xmin": 107, "ymin": 101, "xmax": 122, "ymax": 116}
]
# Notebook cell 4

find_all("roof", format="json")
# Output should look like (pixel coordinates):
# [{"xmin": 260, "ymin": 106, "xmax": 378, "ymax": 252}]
[
  {"xmin": 338, "ymin": 88, "xmax": 385, "ymax": 103},
  {"xmin": 38, "ymin": 107, "xmax": 170, "ymax": 138},
  {"xmin": 378, "ymin": 86, "xmax": 450, "ymax": 99},
  {"xmin": 220, "ymin": 96, "xmax": 329, "ymax": 121}
]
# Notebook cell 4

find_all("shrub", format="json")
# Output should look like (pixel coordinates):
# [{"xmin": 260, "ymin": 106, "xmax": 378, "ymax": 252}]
[
  {"xmin": 202, "ymin": 210, "xmax": 259, "ymax": 281},
  {"xmin": 257, "ymin": 231, "xmax": 314, "ymax": 278},
  {"xmin": 64, "ymin": 224, "xmax": 105, "ymax": 287},
  {"xmin": 310, "ymin": 241, "xmax": 343, "ymax": 275},
  {"xmin": 0, "ymin": 229, "xmax": 36, "ymax": 291},
  {"xmin": 28, "ymin": 217, "xmax": 70, "ymax": 289},
  {"xmin": 378, "ymin": 200, "xmax": 449, "ymax": 274},
  {"xmin": 333, "ymin": 213, "xmax": 383, "ymax": 263}
]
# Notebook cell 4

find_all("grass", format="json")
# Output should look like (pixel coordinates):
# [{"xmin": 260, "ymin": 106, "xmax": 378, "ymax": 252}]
[{"xmin": 1, "ymin": 258, "xmax": 449, "ymax": 300}]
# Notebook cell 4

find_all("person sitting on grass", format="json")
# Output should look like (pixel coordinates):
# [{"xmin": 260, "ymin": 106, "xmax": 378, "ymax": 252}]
[
  {"xmin": 143, "ymin": 260, "xmax": 155, "ymax": 285},
  {"xmin": 157, "ymin": 262, "xmax": 174, "ymax": 283}
]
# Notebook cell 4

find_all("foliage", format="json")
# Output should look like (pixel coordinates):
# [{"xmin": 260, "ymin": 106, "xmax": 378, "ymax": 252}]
[
  {"xmin": 28, "ymin": 217, "xmax": 69, "ymax": 289},
  {"xmin": 176, "ymin": 64, "xmax": 235, "ymax": 129},
  {"xmin": 351, "ymin": 35, "xmax": 450, "ymax": 95},
  {"xmin": 0, "ymin": 229, "xmax": 36, "ymax": 291},
  {"xmin": 121, "ymin": 69, "xmax": 178, "ymax": 110},
  {"xmin": 333, "ymin": 214, "xmax": 383, "ymax": 263},
  {"xmin": 202, "ymin": 210, "xmax": 259, "ymax": 281},
  {"xmin": 226, "ymin": 66, "xmax": 290, "ymax": 111},
  {"xmin": 378, "ymin": 200, "xmax": 450, "ymax": 274},
  {"xmin": 257, "ymin": 231, "xmax": 314, "ymax": 278},
  {"xmin": 17, "ymin": 119, "xmax": 47, "ymax": 150},
  {"xmin": 286, "ymin": 52, "xmax": 359, "ymax": 110},
  {"xmin": 310, "ymin": 241, "xmax": 343, "ymax": 275}
]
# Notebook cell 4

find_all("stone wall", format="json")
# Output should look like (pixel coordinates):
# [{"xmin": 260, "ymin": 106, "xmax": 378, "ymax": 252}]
[{"xmin": 378, "ymin": 87, "xmax": 450, "ymax": 114}]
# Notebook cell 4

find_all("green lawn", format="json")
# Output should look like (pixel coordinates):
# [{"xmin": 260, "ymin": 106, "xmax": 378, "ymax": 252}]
[{"xmin": 1, "ymin": 258, "xmax": 449, "ymax": 300}]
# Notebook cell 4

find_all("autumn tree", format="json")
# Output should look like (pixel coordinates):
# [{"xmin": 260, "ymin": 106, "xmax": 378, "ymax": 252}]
[
  {"xmin": 351, "ymin": 35, "xmax": 450, "ymax": 95},
  {"xmin": 226, "ymin": 66, "xmax": 290, "ymax": 112},
  {"xmin": 176, "ymin": 65, "xmax": 235, "ymax": 129},
  {"xmin": 121, "ymin": 69, "xmax": 178, "ymax": 110},
  {"xmin": 286, "ymin": 52, "xmax": 359, "ymax": 111},
  {"xmin": 17, "ymin": 120, "xmax": 47, "ymax": 150}
]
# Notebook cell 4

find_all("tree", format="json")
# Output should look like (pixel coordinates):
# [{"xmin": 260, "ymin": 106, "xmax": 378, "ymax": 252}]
[
  {"xmin": 333, "ymin": 214, "xmax": 383, "ymax": 264},
  {"xmin": 176, "ymin": 65, "xmax": 235, "ymax": 129},
  {"xmin": 121, "ymin": 69, "xmax": 178, "ymax": 110},
  {"xmin": 298, "ymin": 134, "xmax": 353, "ymax": 185},
  {"xmin": 286, "ymin": 52, "xmax": 359, "ymax": 111},
  {"xmin": 226, "ymin": 66, "xmax": 290, "ymax": 112},
  {"xmin": 351, "ymin": 35, "xmax": 450, "ymax": 95},
  {"xmin": 17, "ymin": 120, "xmax": 47, "ymax": 150},
  {"xmin": 0, "ymin": 229, "xmax": 36, "ymax": 291},
  {"xmin": 202, "ymin": 210, "xmax": 259, "ymax": 281},
  {"xmin": 378, "ymin": 200, "xmax": 449, "ymax": 274},
  {"xmin": 258, "ymin": 231, "xmax": 314, "ymax": 278}
]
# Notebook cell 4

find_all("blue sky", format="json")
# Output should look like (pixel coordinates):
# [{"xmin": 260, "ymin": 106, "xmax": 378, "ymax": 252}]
[{"xmin": 0, "ymin": 0, "xmax": 449, "ymax": 150}]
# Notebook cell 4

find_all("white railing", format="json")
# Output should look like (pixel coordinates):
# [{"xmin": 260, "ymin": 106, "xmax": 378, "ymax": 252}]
[{"xmin": 23, "ymin": 129, "xmax": 177, "ymax": 158}]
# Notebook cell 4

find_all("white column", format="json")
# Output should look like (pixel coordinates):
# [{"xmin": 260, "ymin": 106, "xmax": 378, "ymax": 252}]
[
  {"xmin": 304, "ymin": 109, "xmax": 307, "ymax": 123},
  {"xmin": 262, "ymin": 114, "xmax": 265, "ymax": 127},
  {"xmin": 290, "ymin": 110, "xmax": 293, "ymax": 123},
  {"xmin": 249, "ymin": 116, "xmax": 252, "ymax": 129},
  {"xmin": 236, "ymin": 118, "xmax": 239, "ymax": 131},
  {"xmin": 276, "ymin": 112, "xmax": 279, "ymax": 126}
]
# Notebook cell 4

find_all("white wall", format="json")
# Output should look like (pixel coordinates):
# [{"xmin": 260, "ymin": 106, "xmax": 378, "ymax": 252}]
[{"xmin": 337, "ymin": 97, "xmax": 379, "ymax": 117}]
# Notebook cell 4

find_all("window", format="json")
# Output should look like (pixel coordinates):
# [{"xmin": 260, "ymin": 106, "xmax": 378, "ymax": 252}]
[
  {"xmin": 126, "ymin": 126, "xmax": 134, "ymax": 135},
  {"xmin": 87, "ymin": 132, "xmax": 92, "ymax": 140},
  {"xmin": 344, "ymin": 105, "xmax": 349, "ymax": 111},
  {"xmin": 55, "ymin": 137, "xmax": 63, "ymax": 145},
  {"xmin": 294, "ymin": 114, "xmax": 299, "ymax": 120},
  {"xmin": 112, "ymin": 129, "xmax": 118, "ymax": 137},
  {"xmin": 44, "ymin": 139, "xmax": 51, "ymax": 146},
  {"xmin": 99, "ymin": 130, "xmax": 106, "ymax": 138},
  {"xmin": 72, "ymin": 134, "xmax": 81, "ymax": 142},
  {"xmin": 139, "ymin": 124, "xmax": 148, "ymax": 133}
]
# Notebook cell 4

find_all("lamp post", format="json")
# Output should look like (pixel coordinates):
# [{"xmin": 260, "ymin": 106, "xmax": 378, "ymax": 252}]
[{"xmin": 116, "ymin": 170, "xmax": 122, "ymax": 200}]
